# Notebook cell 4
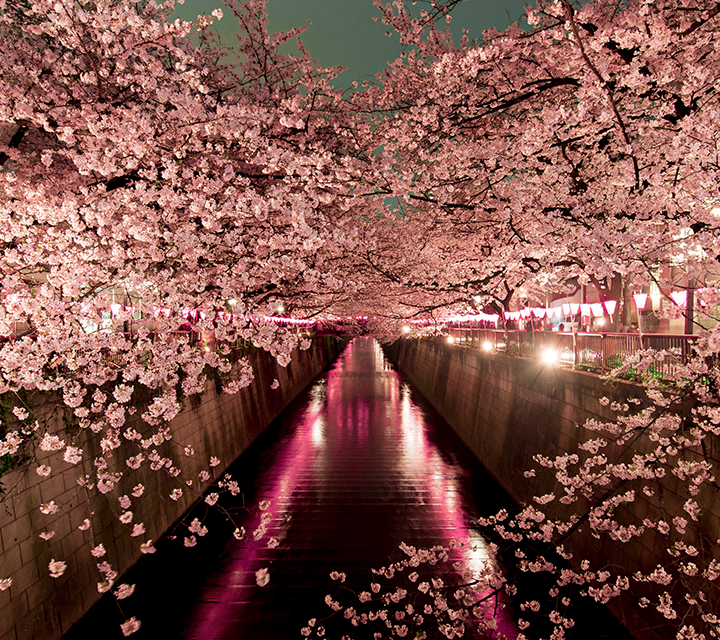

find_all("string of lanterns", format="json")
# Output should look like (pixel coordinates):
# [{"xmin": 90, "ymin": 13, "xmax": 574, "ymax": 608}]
[
  {"xmin": 503, "ymin": 300, "xmax": 618, "ymax": 322},
  {"xmin": 446, "ymin": 293, "xmax": 695, "ymax": 325}
]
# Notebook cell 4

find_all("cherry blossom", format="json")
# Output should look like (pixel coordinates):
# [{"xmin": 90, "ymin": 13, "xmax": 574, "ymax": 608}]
[
  {"xmin": 188, "ymin": 518, "xmax": 208, "ymax": 537},
  {"xmin": 255, "ymin": 567, "xmax": 270, "ymax": 587},
  {"xmin": 1, "ymin": 0, "xmax": 720, "ymax": 637},
  {"xmin": 115, "ymin": 583, "xmax": 136, "ymax": 600},
  {"xmin": 38, "ymin": 435, "xmax": 64, "ymax": 452},
  {"xmin": 309, "ymin": 541, "xmax": 511, "ymax": 639},
  {"xmin": 140, "ymin": 540, "xmax": 156, "ymax": 555},
  {"xmin": 120, "ymin": 617, "xmax": 141, "ymax": 637},
  {"xmin": 48, "ymin": 560, "xmax": 67, "ymax": 579},
  {"xmin": 39, "ymin": 501, "xmax": 58, "ymax": 515}
]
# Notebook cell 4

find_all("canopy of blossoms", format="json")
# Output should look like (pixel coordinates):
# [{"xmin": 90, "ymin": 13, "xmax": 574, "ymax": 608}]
[{"xmin": 2, "ymin": 0, "xmax": 720, "ymax": 637}]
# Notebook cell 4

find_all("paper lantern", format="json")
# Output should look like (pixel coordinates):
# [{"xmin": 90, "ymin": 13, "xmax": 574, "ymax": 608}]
[
  {"xmin": 603, "ymin": 300, "xmax": 617, "ymax": 316},
  {"xmin": 670, "ymin": 291, "xmax": 687, "ymax": 307}
]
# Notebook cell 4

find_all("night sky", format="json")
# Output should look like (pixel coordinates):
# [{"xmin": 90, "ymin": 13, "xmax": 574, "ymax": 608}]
[{"xmin": 173, "ymin": 0, "xmax": 530, "ymax": 88}]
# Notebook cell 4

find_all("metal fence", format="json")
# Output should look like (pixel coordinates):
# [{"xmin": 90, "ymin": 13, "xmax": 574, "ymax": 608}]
[{"xmin": 447, "ymin": 328, "xmax": 695, "ymax": 379}]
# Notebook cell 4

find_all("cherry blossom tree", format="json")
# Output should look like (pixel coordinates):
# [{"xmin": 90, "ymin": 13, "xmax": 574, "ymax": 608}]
[
  {"xmin": 0, "ymin": 0, "xmax": 367, "ymax": 634},
  {"xmin": 2, "ymin": 0, "xmax": 720, "ymax": 637},
  {"xmin": 348, "ymin": 0, "xmax": 720, "ymax": 320}
]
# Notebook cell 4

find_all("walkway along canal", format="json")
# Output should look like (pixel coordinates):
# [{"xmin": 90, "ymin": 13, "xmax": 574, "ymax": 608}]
[{"xmin": 64, "ymin": 338, "xmax": 628, "ymax": 639}]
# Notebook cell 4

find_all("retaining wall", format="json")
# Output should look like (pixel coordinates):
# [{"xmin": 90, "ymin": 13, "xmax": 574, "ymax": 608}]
[
  {"xmin": 0, "ymin": 338, "xmax": 343, "ymax": 640},
  {"xmin": 384, "ymin": 338, "xmax": 720, "ymax": 640}
]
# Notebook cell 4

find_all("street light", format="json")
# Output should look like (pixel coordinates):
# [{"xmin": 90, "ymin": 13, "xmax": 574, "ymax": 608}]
[
  {"xmin": 632, "ymin": 293, "xmax": 647, "ymax": 347},
  {"xmin": 632, "ymin": 293, "xmax": 647, "ymax": 330}
]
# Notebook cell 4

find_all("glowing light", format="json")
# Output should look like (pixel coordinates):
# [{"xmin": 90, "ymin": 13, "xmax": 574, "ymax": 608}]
[
  {"xmin": 603, "ymin": 300, "xmax": 617, "ymax": 316},
  {"xmin": 402, "ymin": 326, "xmax": 411, "ymax": 333},
  {"xmin": 482, "ymin": 341, "xmax": 493, "ymax": 352},
  {"xmin": 311, "ymin": 415, "xmax": 325, "ymax": 446},
  {"xmin": 633, "ymin": 293, "xmax": 648, "ymax": 310},
  {"xmin": 447, "ymin": 336, "xmax": 455, "ymax": 344},
  {"xmin": 540, "ymin": 348, "xmax": 559, "ymax": 366},
  {"xmin": 228, "ymin": 299, "xmax": 237, "ymax": 306},
  {"xmin": 278, "ymin": 305, "xmax": 285, "ymax": 313},
  {"xmin": 596, "ymin": 317, "xmax": 606, "ymax": 327},
  {"xmin": 445, "ymin": 313, "xmax": 499, "ymax": 324},
  {"xmin": 670, "ymin": 290, "xmax": 687, "ymax": 307}
]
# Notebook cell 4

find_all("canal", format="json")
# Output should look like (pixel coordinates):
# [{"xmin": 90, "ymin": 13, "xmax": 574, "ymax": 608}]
[{"xmin": 65, "ymin": 337, "xmax": 627, "ymax": 639}]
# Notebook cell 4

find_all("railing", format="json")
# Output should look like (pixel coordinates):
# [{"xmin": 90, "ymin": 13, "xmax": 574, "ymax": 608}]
[
  {"xmin": 447, "ymin": 328, "xmax": 696, "ymax": 379},
  {"xmin": 2, "ymin": 318, "xmax": 697, "ymax": 380}
]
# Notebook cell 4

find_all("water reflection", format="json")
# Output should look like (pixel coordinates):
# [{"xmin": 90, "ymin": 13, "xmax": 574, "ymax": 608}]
[{"xmin": 181, "ymin": 338, "xmax": 517, "ymax": 639}]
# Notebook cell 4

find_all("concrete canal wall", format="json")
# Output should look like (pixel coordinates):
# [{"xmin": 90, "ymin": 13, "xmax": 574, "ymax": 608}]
[
  {"xmin": 384, "ymin": 338, "xmax": 720, "ymax": 640},
  {"xmin": 0, "ymin": 338, "xmax": 343, "ymax": 640}
]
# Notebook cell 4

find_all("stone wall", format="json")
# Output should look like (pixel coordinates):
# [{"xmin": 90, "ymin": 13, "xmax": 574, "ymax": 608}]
[
  {"xmin": 0, "ymin": 338, "xmax": 343, "ymax": 640},
  {"xmin": 384, "ymin": 338, "xmax": 720, "ymax": 640}
]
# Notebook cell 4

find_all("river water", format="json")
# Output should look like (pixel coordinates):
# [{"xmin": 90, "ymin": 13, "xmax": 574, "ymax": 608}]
[
  {"xmin": 66, "ymin": 337, "xmax": 627, "ymax": 639},
  {"xmin": 180, "ymin": 337, "xmax": 518, "ymax": 639}
]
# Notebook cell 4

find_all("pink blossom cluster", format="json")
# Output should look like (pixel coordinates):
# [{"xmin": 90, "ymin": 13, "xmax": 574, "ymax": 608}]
[
  {"xmin": 2, "ymin": 0, "xmax": 720, "ymax": 637},
  {"xmin": 305, "ymin": 541, "xmax": 514, "ymax": 639}
]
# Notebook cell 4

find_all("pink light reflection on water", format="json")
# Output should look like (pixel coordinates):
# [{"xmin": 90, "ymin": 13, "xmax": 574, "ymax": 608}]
[
  {"xmin": 182, "ymin": 338, "xmax": 518, "ymax": 639},
  {"xmin": 395, "ymin": 365, "xmax": 518, "ymax": 638}
]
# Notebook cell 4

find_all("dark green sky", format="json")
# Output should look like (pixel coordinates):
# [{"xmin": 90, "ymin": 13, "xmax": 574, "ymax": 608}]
[{"xmin": 173, "ymin": 0, "xmax": 529, "ymax": 88}]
